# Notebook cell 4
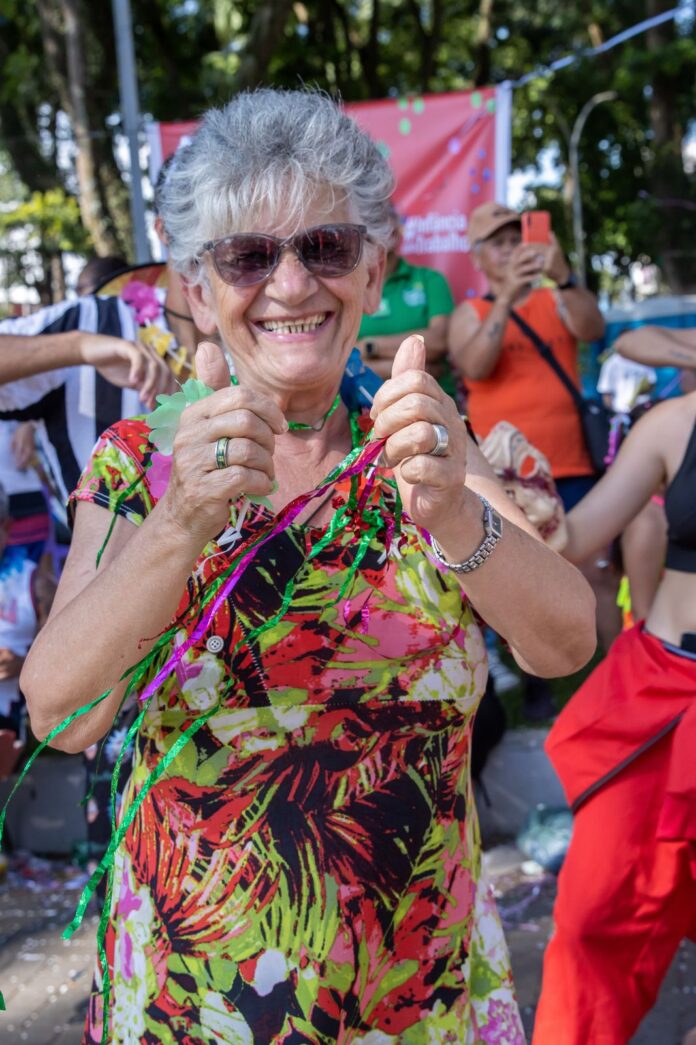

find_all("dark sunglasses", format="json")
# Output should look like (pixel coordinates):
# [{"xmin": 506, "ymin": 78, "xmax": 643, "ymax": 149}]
[{"xmin": 200, "ymin": 223, "xmax": 369, "ymax": 287}]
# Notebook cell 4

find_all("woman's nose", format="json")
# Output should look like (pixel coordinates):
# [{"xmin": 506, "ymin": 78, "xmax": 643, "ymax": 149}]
[{"xmin": 265, "ymin": 246, "xmax": 318, "ymax": 301}]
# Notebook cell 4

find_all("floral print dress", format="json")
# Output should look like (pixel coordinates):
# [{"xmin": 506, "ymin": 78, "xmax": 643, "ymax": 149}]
[{"xmin": 71, "ymin": 417, "xmax": 523, "ymax": 1045}]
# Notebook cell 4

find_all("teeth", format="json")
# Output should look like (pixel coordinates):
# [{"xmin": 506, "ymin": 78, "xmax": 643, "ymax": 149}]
[{"xmin": 261, "ymin": 313, "xmax": 327, "ymax": 334}]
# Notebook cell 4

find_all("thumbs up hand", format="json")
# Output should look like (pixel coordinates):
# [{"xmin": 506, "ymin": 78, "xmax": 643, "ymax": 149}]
[
  {"xmin": 369, "ymin": 334, "xmax": 468, "ymax": 535},
  {"xmin": 157, "ymin": 341, "xmax": 287, "ymax": 547},
  {"xmin": 195, "ymin": 341, "xmax": 235, "ymax": 391}
]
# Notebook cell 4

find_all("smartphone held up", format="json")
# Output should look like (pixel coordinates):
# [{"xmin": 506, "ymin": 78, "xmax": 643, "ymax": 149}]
[{"xmin": 521, "ymin": 210, "xmax": 551, "ymax": 246}]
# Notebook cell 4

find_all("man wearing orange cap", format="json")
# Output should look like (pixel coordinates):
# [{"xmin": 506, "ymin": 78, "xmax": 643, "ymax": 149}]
[
  {"xmin": 450, "ymin": 202, "xmax": 605, "ymax": 503},
  {"xmin": 450, "ymin": 203, "xmax": 616, "ymax": 711}
]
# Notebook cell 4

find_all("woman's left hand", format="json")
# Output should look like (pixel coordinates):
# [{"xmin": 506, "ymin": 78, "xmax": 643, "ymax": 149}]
[
  {"xmin": 370, "ymin": 335, "xmax": 468, "ymax": 536},
  {"xmin": 542, "ymin": 232, "xmax": 571, "ymax": 286}
]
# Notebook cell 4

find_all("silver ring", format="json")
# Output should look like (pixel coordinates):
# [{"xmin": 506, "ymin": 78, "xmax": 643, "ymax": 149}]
[
  {"xmin": 429, "ymin": 423, "xmax": 449, "ymax": 457},
  {"xmin": 215, "ymin": 436, "xmax": 230, "ymax": 470}
]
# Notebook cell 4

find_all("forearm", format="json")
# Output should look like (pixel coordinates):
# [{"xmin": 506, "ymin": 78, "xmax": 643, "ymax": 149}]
[
  {"xmin": 0, "ymin": 331, "xmax": 83, "ymax": 382},
  {"xmin": 449, "ymin": 300, "xmax": 510, "ymax": 380},
  {"xmin": 433, "ymin": 488, "xmax": 596, "ymax": 676},
  {"xmin": 616, "ymin": 327, "xmax": 696, "ymax": 369},
  {"xmin": 22, "ymin": 509, "xmax": 202, "ymax": 752},
  {"xmin": 556, "ymin": 289, "xmax": 605, "ymax": 341}
]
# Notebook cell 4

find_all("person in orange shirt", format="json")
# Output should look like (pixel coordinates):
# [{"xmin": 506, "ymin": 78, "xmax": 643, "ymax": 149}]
[
  {"xmin": 449, "ymin": 202, "xmax": 605, "ymax": 499},
  {"xmin": 449, "ymin": 204, "xmax": 613, "ymax": 712}
]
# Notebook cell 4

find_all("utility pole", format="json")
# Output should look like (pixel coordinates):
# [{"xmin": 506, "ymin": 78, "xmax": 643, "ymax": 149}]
[
  {"xmin": 569, "ymin": 91, "xmax": 617, "ymax": 287},
  {"xmin": 112, "ymin": 0, "xmax": 150, "ymax": 263}
]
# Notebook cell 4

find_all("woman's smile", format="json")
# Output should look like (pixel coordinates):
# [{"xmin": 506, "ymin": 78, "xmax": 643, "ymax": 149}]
[{"xmin": 251, "ymin": 310, "xmax": 334, "ymax": 341}]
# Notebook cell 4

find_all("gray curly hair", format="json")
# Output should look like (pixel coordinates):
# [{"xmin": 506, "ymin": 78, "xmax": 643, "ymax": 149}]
[{"xmin": 158, "ymin": 88, "xmax": 395, "ymax": 284}]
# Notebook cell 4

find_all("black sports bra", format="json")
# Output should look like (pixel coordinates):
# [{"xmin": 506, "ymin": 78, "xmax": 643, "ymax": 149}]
[{"xmin": 664, "ymin": 420, "xmax": 696, "ymax": 572}]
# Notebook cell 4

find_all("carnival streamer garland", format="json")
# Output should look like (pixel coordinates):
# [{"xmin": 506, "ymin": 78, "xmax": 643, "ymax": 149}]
[{"xmin": 0, "ymin": 377, "xmax": 396, "ymax": 1030}]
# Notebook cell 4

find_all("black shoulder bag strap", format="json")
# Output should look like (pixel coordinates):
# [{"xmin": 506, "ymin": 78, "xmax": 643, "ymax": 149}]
[{"xmin": 483, "ymin": 292, "xmax": 585, "ymax": 410}]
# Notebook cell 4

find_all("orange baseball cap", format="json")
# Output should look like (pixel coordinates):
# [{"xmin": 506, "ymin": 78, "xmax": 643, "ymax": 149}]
[{"xmin": 468, "ymin": 202, "xmax": 520, "ymax": 245}]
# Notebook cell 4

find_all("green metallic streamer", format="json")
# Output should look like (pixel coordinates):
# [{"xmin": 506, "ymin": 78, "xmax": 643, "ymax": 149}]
[
  {"xmin": 1, "ymin": 406, "xmax": 390, "ymax": 1025},
  {"xmin": 95, "ymin": 471, "xmax": 147, "ymax": 568}
]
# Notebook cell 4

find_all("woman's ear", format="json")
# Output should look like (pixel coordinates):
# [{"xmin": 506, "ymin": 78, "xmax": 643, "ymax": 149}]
[
  {"xmin": 362, "ymin": 244, "xmax": 387, "ymax": 316},
  {"xmin": 181, "ymin": 278, "xmax": 219, "ymax": 336}
]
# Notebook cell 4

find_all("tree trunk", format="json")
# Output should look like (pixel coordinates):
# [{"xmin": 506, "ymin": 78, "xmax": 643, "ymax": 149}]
[
  {"xmin": 0, "ymin": 103, "xmax": 59, "ymax": 194},
  {"xmin": 229, "ymin": 0, "xmax": 297, "ymax": 93},
  {"xmin": 35, "ymin": 254, "xmax": 53, "ymax": 306},
  {"xmin": 50, "ymin": 251, "xmax": 66, "ymax": 303},
  {"xmin": 472, "ymin": 0, "xmax": 494, "ymax": 88},
  {"xmin": 60, "ymin": 0, "xmax": 122, "ymax": 256},
  {"xmin": 405, "ymin": 0, "xmax": 445, "ymax": 94}
]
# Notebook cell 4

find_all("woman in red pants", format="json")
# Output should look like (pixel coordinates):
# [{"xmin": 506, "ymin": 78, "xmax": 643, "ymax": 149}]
[{"xmin": 534, "ymin": 381, "xmax": 696, "ymax": 1045}]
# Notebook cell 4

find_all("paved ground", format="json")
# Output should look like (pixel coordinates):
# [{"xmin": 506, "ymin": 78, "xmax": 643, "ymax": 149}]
[
  {"xmin": 491, "ymin": 851, "xmax": 696, "ymax": 1044},
  {"xmin": 0, "ymin": 850, "xmax": 694, "ymax": 1043}
]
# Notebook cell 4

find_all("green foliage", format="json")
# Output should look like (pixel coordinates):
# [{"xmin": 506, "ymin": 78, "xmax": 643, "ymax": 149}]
[
  {"xmin": 0, "ymin": 0, "xmax": 694, "ymax": 298},
  {"xmin": 0, "ymin": 188, "xmax": 91, "ymax": 254}
]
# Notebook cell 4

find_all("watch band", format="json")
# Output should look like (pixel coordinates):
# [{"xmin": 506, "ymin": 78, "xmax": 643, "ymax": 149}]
[
  {"xmin": 430, "ymin": 495, "xmax": 503, "ymax": 574},
  {"xmin": 557, "ymin": 272, "xmax": 578, "ymax": 290}
]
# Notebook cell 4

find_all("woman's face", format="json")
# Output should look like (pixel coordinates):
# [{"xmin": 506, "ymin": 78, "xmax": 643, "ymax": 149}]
[{"xmin": 185, "ymin": 189, "xmax": 385, "ymax": 400}]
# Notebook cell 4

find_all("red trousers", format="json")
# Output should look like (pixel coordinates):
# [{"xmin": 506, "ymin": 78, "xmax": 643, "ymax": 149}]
[{"xmin": 533, "ymin": 732, "xmax": 696, "ymax": 1045}]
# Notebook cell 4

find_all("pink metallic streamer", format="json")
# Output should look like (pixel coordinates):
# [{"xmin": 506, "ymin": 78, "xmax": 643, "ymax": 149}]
[
  {"xmin": 360, "ymin": 601, "xmax": 371, "ymax": 633},
  {"xmin": 138, "ymin": 436, "xmax": 386, "ymax": 702}
]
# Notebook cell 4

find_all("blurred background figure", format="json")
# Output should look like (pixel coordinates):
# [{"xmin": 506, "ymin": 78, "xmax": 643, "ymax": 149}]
[
  {"xmin": 74, "ymin": 256, "xmax": 130, "ymax": 297},
  {"xmin": 449, "ymin": 201, "xmax": 605, "ymax": 510},
  {"xmin": 0, "ymin": 481, "xmax": 55, "ymax": 746},
  {"xmin": 357, "ymin": 202, "xmax": 457, "ymax": 394},
  {"xmin": 449, "ymin": 202, "xmax": 610, "ymax": 720},
  {"xmin": 535, "ymin": 379, "xmax": 696, "ymax": 1045},
  {"xmin": 598, "ymin": 342, "xmax": 665, "ymax": 628},
  {"xmin": 0, "ymin": 163, "xmax": 197, "ymax": 895}
]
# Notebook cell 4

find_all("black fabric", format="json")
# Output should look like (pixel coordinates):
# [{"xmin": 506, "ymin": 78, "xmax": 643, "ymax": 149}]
[
  {"xmin": 471, "ymin": 677, "xmax": 507, "ymax": 782},
  {"xmin": 94, "ymin": 297, "xmax": 128, "ymax": 435},
  {"xmin": 0, "ymin": 296, "xmax": 142, "ymax": 503},
  {"xmin": 483, "ymin": 293, "xmax": 611, "ymax": 474},
  {"xmin": 664, "ymin": 420, "xmax": 696, "ymax": 573},
  {"xmin": 7, "ymin": 490, "xmax": 47, "ymax": 519},
  {"xmin": 0, "ymin": 304, "xmax": 85, "ymax": 496}
]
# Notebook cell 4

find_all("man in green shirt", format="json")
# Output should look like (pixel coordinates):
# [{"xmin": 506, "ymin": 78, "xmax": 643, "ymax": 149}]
[{"xmin": 357, "ymin": 206, "xmax": 456, "ymax": 394}]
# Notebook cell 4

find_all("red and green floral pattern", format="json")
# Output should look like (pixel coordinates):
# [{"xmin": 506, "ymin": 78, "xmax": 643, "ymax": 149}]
[{"xmin": 72, "ymin": 417, "xmax": 523, "ymax": 1044}]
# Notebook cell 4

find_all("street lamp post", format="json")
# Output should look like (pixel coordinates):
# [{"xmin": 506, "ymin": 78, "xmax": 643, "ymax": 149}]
[
  {"xmin": 569, "ymin": 91, "xmax": 617, "ymax": 287},
  {"xmin": 112, "ymin": 0, "xmax": 150, "ymax": 263}
]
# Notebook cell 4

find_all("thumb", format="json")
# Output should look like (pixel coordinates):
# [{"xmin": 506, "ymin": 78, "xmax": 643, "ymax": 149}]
[
  {"xmin": 195, "ymin": 341, "xmax": 232, "ymax": 392},
  {"xmin": 391, "ymin": 334, "xmax": 426, "ymax": 380}
]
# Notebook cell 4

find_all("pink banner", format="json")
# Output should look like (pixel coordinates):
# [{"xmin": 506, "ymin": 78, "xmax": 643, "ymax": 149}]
[{"xmin": 146, "ymin": 87, "xmax": 511, "ymax": 302}]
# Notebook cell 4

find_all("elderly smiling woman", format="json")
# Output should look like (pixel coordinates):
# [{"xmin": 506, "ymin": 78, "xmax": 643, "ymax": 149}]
[{"xmin": 22, "ymin": 89, "xmax": 595, "ymax": 1044}]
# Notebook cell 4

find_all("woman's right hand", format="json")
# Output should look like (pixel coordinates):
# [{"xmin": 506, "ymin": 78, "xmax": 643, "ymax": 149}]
[{"xmin": 158, "ymin": 341, "xmax": 288, "ymax": 545}]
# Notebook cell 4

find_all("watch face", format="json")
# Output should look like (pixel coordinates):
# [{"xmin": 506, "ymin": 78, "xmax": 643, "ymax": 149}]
[{"xmin": 489, "ymin": 511, "xmax": 504, "ymax": 540}]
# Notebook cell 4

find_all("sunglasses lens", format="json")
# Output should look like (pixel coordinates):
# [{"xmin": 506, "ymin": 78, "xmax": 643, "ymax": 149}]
[
  {"xmin": 208, "ymin": 225, "xmax": 365, "ymax": 285},
  {"xmin": 212, "ymin": 235, "xmax": 278, "ymax": 286},
  {"xmin": 300, "ymin": 226, "xmax": 363, "ymax": 276}
]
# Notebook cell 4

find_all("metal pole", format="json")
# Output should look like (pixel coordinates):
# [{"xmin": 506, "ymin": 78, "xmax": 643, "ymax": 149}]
[
  {"xmin": 112, "ymin": 0, "xmax": 150, "ymax": 263},
  {"xmin": 569, "ymin": 91, "xmax": 617, "ymax": 287}
]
